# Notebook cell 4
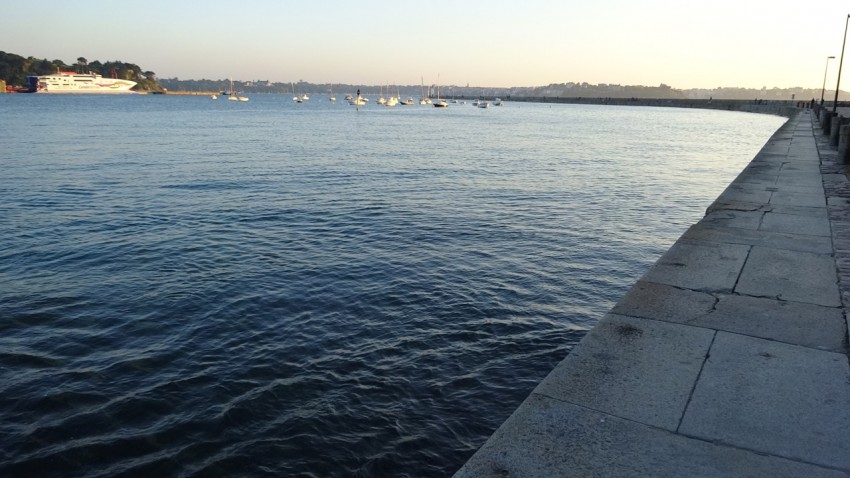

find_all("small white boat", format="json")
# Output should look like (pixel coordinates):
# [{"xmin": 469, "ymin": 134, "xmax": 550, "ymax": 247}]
[
  {"xmin": 433, "ymin": 74, "xmax": 447, "ymax": 107},
  {"xmin": 227, "ymin": 78, "xmax": 249, "ymax": 102},
  {"xmin": 211, "ymin": 94, "xmax": 218, "ymax": 100},
  {"xmin": 477, "ymin": 100, "xmax": 490, "ymax": 108},
  {"xmin": 400, "ymin": 97, "xmax": 414, "ymax": 105},
  {"xmin": 348, "ymin": 95, "xmax": 368, "ymax": 106}
]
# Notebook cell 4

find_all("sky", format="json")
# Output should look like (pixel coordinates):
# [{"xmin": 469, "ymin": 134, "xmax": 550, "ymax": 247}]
[{"xmin": 3, "ymin": 0, "xmax": 850, "ymax": 90}]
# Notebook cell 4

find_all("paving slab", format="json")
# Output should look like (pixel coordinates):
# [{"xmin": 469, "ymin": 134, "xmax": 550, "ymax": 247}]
[
  {"xmin": 769, "ymin": 190, "xmax": 827, "ymax": 207},
  {"xmin": 760, "ymin": 211, "xmax": 832, "ymax": 236},
  {"xmin": 612, "ymin": 282, "xmax": 846, "ymax": 351},
  {"xmin": 639, "ymin": 241, "xmax": 750, "ymax": 293},
  {"xmin": 743, "ymin": 158, "xmax": 784, "ymax": 170},
  {"xmin": 770, "ymin": 182, "xmax": 827, "ymax": 194},
  {"xmin": 698, "ymin": 208, "xmax": 831, "ymax": 236},
  {"xmin": 533, "ymin": 314, "xmax": 713, "ymax": 431},
  {"xmin": 456, "ymin": 394, "xmax": 848, "ymax": 478},
  {"xmin": 735, "ymin": 246, "xmax": 841, "ymax": 306},
  {"xmin": 733, "ymin": 173, "xmax": 779, "ymax": 187},
  {"xmin": 680, "ymin": 224, "xmax": 833, "ymax": 253},
  {"xmin": 687, "ymin": 293, "xmax": 845, "ymax": 351},
  {"xmin": 706, "ymin": 200, "xmax": 769, "ymax": 214},
  {"xmin": 779, "ymin": 161, "xmax": 822, "ymax": 171},
  {"xmin": 699, "ymin": 209, "xmax": 763, "ymax": 230},
  {"xmin": 715, "ymin": 186, "xmax": 773, "ymax": 204},
  {"xmin": 766, "ymin": 203, "xmax": 829, "ymax": 217},
  {"xmin": 774, "ymin": 168, "xmax": 826, "ymax": 180},
  {"xmin": 611, "ymin": 280, "xmax": 716, "ymax": 322},
  {"xmin": 679, "ymin": 332, "xmax": 850, "ymax": 470}
]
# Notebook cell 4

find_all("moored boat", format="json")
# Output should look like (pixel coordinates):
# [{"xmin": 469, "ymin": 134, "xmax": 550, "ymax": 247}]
[
  {"xmin": 348, "ymin": 96, "xmax": 368, "ymax": 106},
  {"xmin": 26, "ymin": 71, "xmax": 136, "ymax": 93},
  {"xmin": 227, "ymin": 78, "xmax": 249, "ymax": 102},
  {"xmin": 433, "ymin": 74, "xmax": 448, "ymax": 107}
]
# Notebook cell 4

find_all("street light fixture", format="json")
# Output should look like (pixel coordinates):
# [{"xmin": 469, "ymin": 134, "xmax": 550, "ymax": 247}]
[
  {"xmin": 822, "ymin": 56, "xmax": 836, "ymax": 105},
  {"xmin": 833, "ymin": 14, "xmax": 850, "ymax": 115}
]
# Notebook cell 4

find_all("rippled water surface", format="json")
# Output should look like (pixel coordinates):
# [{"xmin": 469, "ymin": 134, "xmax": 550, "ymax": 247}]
[{"xmin": 0, "ymin": 94, "xmax": 784, "ymax": 477}]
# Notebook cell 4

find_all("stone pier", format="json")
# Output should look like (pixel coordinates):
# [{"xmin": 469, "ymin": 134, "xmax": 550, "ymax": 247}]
[{"xmin": 455, "ymin": 109, "xmax": 850, "ymax": 477}]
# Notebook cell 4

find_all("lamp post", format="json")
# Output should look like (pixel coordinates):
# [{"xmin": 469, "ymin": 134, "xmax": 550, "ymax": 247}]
[
  {"xmin": 833, "ymin": 14, "xmax": 850, "ymax": 115},
  {"xmin": 822, "ymin": 56, "xmax": 836, "ymax": 106}
]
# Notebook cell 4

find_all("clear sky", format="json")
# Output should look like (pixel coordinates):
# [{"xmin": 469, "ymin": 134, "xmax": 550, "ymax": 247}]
[{"xmin": 3, "ymin": 0, "xmax": 849, "ymax": 89}]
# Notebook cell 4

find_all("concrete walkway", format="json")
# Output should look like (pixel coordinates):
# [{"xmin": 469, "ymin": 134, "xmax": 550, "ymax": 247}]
[{"xmin": 455, "ymin": 110, "xmax": 850, "ymax": 477}]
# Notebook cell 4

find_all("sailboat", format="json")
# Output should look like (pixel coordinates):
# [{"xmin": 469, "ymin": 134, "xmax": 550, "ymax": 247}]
[
  {"xmin": 329, "ymin": 84, "xmax": 336, "ymax": 102},
  {"xmin": 385, "ymin": 85, "xmax": 399, "ymax": 107},
  {"xmin": 377, "ymin": 84, "xmax": 387, "ymax": 105},
  {"xmin": 419, "ymin": 76, "xmax": 431, "ymax": 104},
  {"xmin": 433, "ymin": 74, "xmax": 448, "ymax": 108},
  {"xmin": 228, "ymin": 78, "xmax": 249, "ymax": 102}
]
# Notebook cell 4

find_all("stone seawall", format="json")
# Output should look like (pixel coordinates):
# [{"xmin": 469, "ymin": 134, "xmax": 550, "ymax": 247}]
[
  {"xmin": 454, "ymin": 109, "xmax": 850, "ymax": 476},
  {"xmin": 507, "ymin": 96, "xmax": 801, "ymax": 118}
]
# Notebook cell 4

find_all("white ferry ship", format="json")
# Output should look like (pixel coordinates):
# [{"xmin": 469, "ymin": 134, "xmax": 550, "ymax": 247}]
[{"xmin": 26, "ymin": 71, "xmax": 137, "ymax": 93}]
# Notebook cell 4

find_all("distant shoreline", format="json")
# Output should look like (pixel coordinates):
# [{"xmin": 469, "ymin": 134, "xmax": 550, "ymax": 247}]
[
  {"xmin": 506, "ymin": 96, "xmax": 805, "ymax": 116},
  {"xmin": 155, "ymin": 92, "xmax": 804, "ymax": 117}
]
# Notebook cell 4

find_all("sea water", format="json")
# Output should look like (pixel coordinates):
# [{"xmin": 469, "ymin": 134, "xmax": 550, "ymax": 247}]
[{"xmin": 0, "ymin": 94, "xmax": 785, "ymax": 477}]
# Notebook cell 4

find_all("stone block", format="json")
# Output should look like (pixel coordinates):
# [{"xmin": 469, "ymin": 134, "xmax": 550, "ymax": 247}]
[
  {"xmin": 679, "ymin": 333, "xmax": 850, "ymax": 470},
  {"xmin": 533, "ymin": 314, "xmax": 713, "ymax": 431},
  {"xmin": 735, "ymin": 246, "xmax": 841, "ymax": 307},
  {"xmin": 455, "ymin": 394, "xmax": 847, "ymax": 478},
  {"xmin": 760, "ymin": 211, "xmax": 832, "ymax": 236},
  {"xmin": 681, "ymin": 225, "xmax": 832, "ymax": 254},
  {"xmin": 640, "ymin": 241, "xmax": 749, "ymax": 293},
  {"xmin": 688, "ymin": 294, "xmax": 845, "ymax": 352}
]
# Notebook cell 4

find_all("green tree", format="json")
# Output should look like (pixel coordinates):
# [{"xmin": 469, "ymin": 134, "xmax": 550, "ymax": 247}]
[{"xmin": 76, "ymin": 56, "xmax": 87, "ymax": 73}]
